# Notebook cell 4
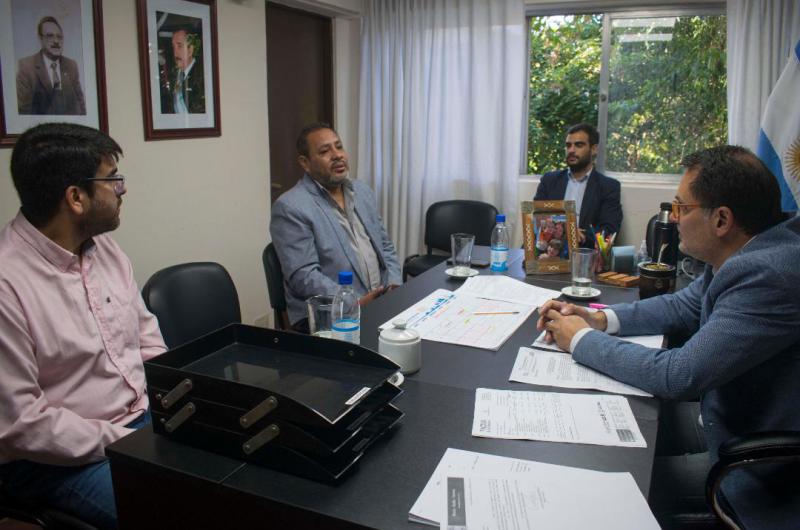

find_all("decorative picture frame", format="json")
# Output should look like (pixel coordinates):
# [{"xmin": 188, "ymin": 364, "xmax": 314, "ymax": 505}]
[
  {"xmin": 136, "ymin": 0, "xmax": 220, "ymax": 140},
  {"xmin": 521, "ymin": 200, "xmax": 579, "ymax": 274},
  {"xmin": 0, "ymin": 0, "xmax": 107, "ymax": 147}
]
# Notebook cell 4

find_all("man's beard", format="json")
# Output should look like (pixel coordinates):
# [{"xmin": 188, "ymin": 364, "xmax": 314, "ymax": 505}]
[
  {"xmin": 79, "ymin": 199, "xmax": 120, "ymax": 238},
  {"xmin": 567, "ymin": 154, "xmax": 592, "ymax": 173}
]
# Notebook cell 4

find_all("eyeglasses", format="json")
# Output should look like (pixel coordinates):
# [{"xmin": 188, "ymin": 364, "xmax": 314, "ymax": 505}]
[
  {"xmin": 83, "ymin": 175, "xmax": 126, "ymax": 196},
  {"xmin": 671, "ymin": 200, "xmax": 701, "ymax": 220}
]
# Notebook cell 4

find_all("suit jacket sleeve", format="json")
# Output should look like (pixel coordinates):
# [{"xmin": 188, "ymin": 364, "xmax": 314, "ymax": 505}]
[
  {"xmin": 269, "ymin": 197, "xmax": 340, "ymax": 304},
  {"xmin": 573, "ymin": 262, "xmax": 800, "ymax": 400},
  {"xmin": 16, "ymin": 60, "xmax": 34, "ymax": 114},
  {"xmin": 594, "ymin": 176, "xmax": 623, "ymax": 235},
  {"xmin": 533, "ymin": 172, "xmax": 557, "ymax": 200}
]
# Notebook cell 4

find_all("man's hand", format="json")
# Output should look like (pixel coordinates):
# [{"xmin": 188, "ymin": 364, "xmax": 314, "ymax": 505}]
[
  {"xmin": 536, "ymin": 300, "xmax": 608, "ymax": 350},
  {"xmin": 578, "ymin": 228, "xmax": 586, "ymax": 244},
  {"xmin": 359, "ymin": 286, "xmax": 388, "ymax": 305}
]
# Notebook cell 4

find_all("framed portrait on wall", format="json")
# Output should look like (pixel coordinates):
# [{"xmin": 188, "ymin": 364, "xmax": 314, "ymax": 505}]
[
  {"xmin": 521, "ymin": 200, "xmax": 579, "ymax": 274},
  {"xmin": 136, "ymin": 0, "xmax": 220, "ymax": 140},
  {"xmin": 0, "ymin": 0, "xmax": 107, "ymax": 147}
]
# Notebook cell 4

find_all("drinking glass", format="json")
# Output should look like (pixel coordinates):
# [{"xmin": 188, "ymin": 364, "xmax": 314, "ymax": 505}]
[
  {"xmin": 307, "ymin": 295, "xmax": 334, "ymax": 337},
  {"xmin": 571, "ymin": 248, "xmax": 596, "ymax": 296},
  {"xmin": 450, "ymin": 233, "xmax": 475, "ymax": 276}
]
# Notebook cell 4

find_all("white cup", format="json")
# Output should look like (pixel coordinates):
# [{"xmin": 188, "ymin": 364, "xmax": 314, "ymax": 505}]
[{"xmin": 379, "ymin": 319, "xmax": 421, "ymax": 374}]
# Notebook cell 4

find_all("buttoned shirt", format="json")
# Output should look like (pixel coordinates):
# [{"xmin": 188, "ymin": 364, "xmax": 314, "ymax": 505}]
[
  {"xmin": 564, "ymin": 165, "xmax": 592, "ymax": 226},
  {"xmin": 0, "ymin": 212, "xmax": 166, "ymax": 466},
  {"xmin": 312, "ymin": 178, "xmax": 382, "ymax": 290}
]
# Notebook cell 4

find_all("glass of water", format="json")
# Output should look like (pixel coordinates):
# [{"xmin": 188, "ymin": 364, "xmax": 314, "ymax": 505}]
[
  {"xmin": 307, "ymin": 295, "xmax": 334, "ymax": 337},
  {"xmin": 571, "ymin": 248, "xmax": 596, "ymax": 296}
]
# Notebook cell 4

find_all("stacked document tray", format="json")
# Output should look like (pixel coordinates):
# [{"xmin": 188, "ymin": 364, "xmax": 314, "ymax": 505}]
[{"xmin": 145, "ymin": 324, "xmax": 404, "ymax": 483}]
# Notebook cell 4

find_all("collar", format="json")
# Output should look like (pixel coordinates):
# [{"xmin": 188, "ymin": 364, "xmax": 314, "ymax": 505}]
[
  {"xmin": 307, "ymin": 173, "xmax": 354, "ymax": 196},
  {"xmin": 181, "ymin": 59, "xmax": 197, "ymax": 78},
  {"xmin": 10, "ymin": 211, "xmax": 96, "ymax": 272},
  {"xmin": 567, "ymin": 165, "xmax": 593, "ymax": 183},
  {"xmin": 41, "ymin": 52, "xmax": 60, "ymax": 70}
]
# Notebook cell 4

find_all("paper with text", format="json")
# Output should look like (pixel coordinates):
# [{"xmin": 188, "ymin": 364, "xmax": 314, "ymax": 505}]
[
  {"xmin": 456, "ymin": 275, "xmax": 561, "ymax": 307},
  {"xmin": 510, "ymin": 347, "xmax": 652, "ymax": 396},
  {"xmin": 379, "ymin": 289, "xmax": 536, "ymax": 351},
  {"xmin": 472, "ymin": 388, "xmax": 646, "ymax": 447}
]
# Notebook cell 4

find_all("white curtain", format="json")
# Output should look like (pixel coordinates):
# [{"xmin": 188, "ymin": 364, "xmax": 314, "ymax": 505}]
[
  {"xmin": 727, "ymin": 0, "xmax": 800, "ymax": 150},
  {"xmin": 357, "ymin": 0, "xmax": 526, "ymax": 263}
]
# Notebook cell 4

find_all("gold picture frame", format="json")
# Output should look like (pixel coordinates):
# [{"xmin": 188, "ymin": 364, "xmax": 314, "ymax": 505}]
[{"xmin": 521, "ymin": 200, "xmax": 579, "ymax": 274}]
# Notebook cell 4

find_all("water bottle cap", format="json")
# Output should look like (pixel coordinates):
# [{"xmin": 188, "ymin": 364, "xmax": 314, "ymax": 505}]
[
  {"xmin": 496, "ymin": 214, "xmax": 506, "ymax": 222},
  {"xmin": 659, "ymin": 202, "xmax": 672, "ymax": 211},
  {"xmin": 338, "ymin": 271, "xmax": 353, "ymax": 285}
]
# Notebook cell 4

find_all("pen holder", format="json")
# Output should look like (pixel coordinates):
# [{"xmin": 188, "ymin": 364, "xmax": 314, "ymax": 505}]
[{"xmin": 594, "ymin": 247, "xmax": 612, "ymax": 273}]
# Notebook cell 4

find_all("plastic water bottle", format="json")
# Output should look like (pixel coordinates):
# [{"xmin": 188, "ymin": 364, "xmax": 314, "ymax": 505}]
[
  {"xmin": 490, "ymin": 214, "xmax": 509, "ymax": 272},
  {"xmin": 635, "ymin": 239, "xmax": 650, "ymax": 275},
  {"xmin": 332, "ymin": 271, "xmax": 360, "ymax": 344}
]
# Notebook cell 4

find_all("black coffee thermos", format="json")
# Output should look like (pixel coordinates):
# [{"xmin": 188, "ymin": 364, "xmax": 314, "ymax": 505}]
[{"xmin": 652, "ymin": 202, "xmax": 679, "ymax": 267}]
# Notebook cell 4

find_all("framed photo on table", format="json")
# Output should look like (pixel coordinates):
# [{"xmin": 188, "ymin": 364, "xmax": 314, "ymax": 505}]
[
  {"xmin": 521, "ymin": 200, "xmax": 579, "ymax": 274},
  {"xmin": 0, "ymin": 0, "xmax": 107, "ymax": 147},
  {"xmin": 136, "ymin": 0, "xmax": 220, "ymax": 140}
]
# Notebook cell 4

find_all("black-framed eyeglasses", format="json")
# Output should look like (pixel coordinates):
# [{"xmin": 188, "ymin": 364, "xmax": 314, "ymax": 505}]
[{"xmin": 83, "ymin": 175, "xmax": 126, "ymax": 196}]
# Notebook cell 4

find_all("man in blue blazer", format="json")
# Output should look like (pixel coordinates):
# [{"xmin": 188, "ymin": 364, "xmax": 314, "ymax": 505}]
[
  {"xmin": 538, "ymin": 146, "xmax": 800, "ymax": 529},
  {"xmin": 270, "ymin": 123, "xmax": 402, "ymax": 328},
  {"xmin": 534, "ymin": 123, "xmax": 622, "ymax": 246}
]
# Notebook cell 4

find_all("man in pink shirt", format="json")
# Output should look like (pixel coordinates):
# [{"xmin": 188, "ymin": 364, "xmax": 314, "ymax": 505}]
[{"xmin": 0, "ymin": 123, "xmax": 166, "ymax": 529}]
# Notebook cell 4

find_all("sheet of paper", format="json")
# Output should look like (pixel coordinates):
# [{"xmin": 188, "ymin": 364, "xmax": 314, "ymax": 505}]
[
  {"xmin": 456, "ymin": 275, "xmax": 561, "ymax": 307},
  {"xmin": 510, "ymin": 347, "xmax": 652, "ymax": 397},
  {"xmin": 532, "ymin": 330, "xmax": 665, "ymax": 352},
  {"xmin": 410, "ymin": 448, "xmax": 603, "ymax": 527},
  {"xmin": 379, "ymin": 289, "xmax": 536, "ymax": 351},
  {"xmin": 440, "ymin": 471, "xmax": 658, "ymax": 530},
  {"xmin": 472, "ymin": 388, "xmax": 646, "ymax": 447}
]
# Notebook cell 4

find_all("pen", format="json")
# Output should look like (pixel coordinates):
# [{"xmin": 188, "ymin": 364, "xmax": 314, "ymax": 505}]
[
  {"xmin": 473, "ymin": 311, "xmax": 520, "ymax": 315},
  {"xmin": 588, "ymin": 303, "xmax": 609, "ymax": 309}
]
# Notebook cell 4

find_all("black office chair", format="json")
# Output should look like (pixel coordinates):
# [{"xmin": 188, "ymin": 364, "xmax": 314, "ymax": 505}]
[
  {"xmin": 0, "ymin": 483, "xmax": 98, "ymax": 529},
  {"xmin": 706, "ymin": 431, "xmax": 800, "ymax": 529},
  {"xmin": 142, "ymin": 262, "xmax": 242, "ymax": 348},
  {"xmin": 262, "ymin": 243, "xmax": 290, "ymax": 330},
  {"xmin": 403, "ymin": 200, "xmax": 499, "ymax": 281}
]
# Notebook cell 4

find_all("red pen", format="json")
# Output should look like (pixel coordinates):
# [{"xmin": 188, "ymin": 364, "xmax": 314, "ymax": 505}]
[{"xmin": 588, "ymin": 303, "xmax": 609, "ymax": 309}]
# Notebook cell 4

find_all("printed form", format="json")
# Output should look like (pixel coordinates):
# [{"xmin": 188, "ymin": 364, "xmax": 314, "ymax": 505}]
[
  {"xmin": 379, "ymin": 278, "xmax": 560, "ymax": 351},
  {"xmin": 409, "ymin": 448, "xmax": 658, "ymax": 530},
  {"xmin": 510, "ymin": 346, "xmax": 652, "ymax": 397},
  {"xmin": 472, "ymin": 388, "xmax": 646, "ymax": 447}
]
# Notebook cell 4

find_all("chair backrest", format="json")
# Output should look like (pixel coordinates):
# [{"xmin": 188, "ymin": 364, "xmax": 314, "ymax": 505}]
[
  {"xmin": 424, "ymin": 200, "xmax": 499, "ymax": 253},
  {"xmin": 142, "ymin": 262, "xmax": 242, "ymax": 348},
  {"xmin": 262, "ymin": 243, "xmax": 290, "ymax": 330}
]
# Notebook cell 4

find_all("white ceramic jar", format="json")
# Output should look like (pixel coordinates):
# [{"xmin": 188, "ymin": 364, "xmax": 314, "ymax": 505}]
[{"xmin": 378, "ymin": 319, "xmax": 421, "ymax": 374}]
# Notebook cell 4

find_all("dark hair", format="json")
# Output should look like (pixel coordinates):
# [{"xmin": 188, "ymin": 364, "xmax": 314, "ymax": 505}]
[
  {"xmin": 548, "ymin": 239, "xmax": 563, "ymax": 252},
  {"xmin": 10, "ymin": 123, "xmax": 122, "ymax": 227},
  {"xmin": 37, "ymin": 16, "xmax": 62, "ymax": 36},
  {"xmin": 566, "ymin": 123, "xmax": 599, "ymax": 146},
  {"xmin": 681, "ymin": 145, "xmax": 783, "ymax": 236},
  {"xmin": 296, "ymin": 122, "xmax": 337, "ymax": 157}
]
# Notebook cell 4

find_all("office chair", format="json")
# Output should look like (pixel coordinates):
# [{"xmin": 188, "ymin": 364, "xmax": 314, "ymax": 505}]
[
  {"xmin": 403, "ymin": 200, "xmax": 499, "ymax": 281},
  {"xmin": 142, "ymin": 262, "xmax": 242, "ymax": 348},
  {"xmin": 0, "ymin": 483, "xmax": 98, "ymax": 530},
  {"xmin": 262, "ymin": 243, "xmax": 290, "ymax": 330},
  {"xmin": 706, "ymin": 431, "xmax": 800, "ymax": 529}
]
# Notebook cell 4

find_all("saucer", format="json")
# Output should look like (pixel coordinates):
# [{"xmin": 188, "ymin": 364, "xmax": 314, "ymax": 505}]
[
  {"xmin": 561, "ymin": 286, "xmax": 601, "ymax": 300},
  {"xmin": 388, "ymin": 372, "xmax": 405, "ymax": 386},
  {"xmin": 445, "ymin": 267, "xmax": 479, "ymax": 278}
]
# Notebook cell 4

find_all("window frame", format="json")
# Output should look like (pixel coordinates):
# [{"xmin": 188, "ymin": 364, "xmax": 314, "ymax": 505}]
[{"xmin": 523, "ymin": 3, "xmax": 726, "ymax": 184}]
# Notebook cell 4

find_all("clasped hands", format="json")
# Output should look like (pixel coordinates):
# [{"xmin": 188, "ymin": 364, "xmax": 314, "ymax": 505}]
[
  {"xmin": 536, "ymin": 300, "xmax": 608, "ymax": 351},
  {"xmin": 359, "ymin": 284, "xmax": 399, "ymax": 305}
]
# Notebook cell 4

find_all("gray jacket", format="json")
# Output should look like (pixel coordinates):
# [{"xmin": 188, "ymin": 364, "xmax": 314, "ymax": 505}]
[{"xmin": 270, "ymin": 175, "xmax": 401, "ymax": 324}]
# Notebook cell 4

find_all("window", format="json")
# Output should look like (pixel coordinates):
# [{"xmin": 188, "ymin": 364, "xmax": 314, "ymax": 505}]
[{"xmin": 526, "ymin": 10, "xmax": 727, "ymax": 179}]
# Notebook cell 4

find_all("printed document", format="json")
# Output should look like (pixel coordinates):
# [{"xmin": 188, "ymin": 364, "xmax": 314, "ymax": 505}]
[
  {"xmin": 379, "ymin": 289, "xmax": 536, "ymax": 351},
  {"xmin": 409, "ymin": 448, "xmax": 658, "ymax": 529},
  {"xmin": 510, "ymin": 346, "xmax": 652, "ymax": 396},
  {"xmin": 379, "ymin": 278, "xmax": 560, "ymax": 351},
  {"xmin": 532, "ymin": 330, "xmax": 664, "ymax": 352},
  {"xmin": 472, "ymin": 388, "xmax": 646, "ymax": 447}
]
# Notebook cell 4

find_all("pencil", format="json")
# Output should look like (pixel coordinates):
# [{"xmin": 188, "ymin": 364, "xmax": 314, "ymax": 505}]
[{"xmin": 473, "ymin": 311, "xmax": 520, "ymax": 315}]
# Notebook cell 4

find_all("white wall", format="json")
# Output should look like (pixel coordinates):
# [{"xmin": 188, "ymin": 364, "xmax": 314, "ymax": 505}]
[{"xmin": 0, "ymin": 1, "xmax": 271, "ymax": 324}]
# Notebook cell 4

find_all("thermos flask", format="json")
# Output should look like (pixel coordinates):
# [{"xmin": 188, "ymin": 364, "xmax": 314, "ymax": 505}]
[{"xmin": 651, "ymin": 202, "xmax": 679, "ymax": 267}]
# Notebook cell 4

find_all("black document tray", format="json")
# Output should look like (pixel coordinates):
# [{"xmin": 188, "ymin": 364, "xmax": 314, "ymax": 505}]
[{"xmin": 144, "ymin": 324, "xmax": 403, "ymax": 483}]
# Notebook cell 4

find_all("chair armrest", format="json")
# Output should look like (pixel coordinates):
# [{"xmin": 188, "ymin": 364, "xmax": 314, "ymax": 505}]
[
  {"xmin": 403, "ymin": 254, "xmax": 421, "ymax": 267},
  {"xmin": 705, "ymin": 431, "xmax": 800, "ymax": 529}
]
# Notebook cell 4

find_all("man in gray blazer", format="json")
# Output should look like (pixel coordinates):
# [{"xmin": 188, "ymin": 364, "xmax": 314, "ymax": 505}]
[
  {"xmin": 16, "ymin": 16, "xmax": 86, "ymax": 115},
  {"xmin": 538, "ymin": 145, "xmax": 800, "ymax": 529},
  {"xmin": 270, "ymin": 123, "xmax": 401, "ymax": 328}
]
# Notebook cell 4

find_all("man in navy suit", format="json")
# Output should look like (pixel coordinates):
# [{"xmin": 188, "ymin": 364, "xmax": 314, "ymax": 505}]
[{"xmin": 534, "ymin": 123, "xmax": 622, "ymax": 246}]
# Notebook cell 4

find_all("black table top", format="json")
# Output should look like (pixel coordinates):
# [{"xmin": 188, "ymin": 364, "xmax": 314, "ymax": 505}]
[{"xmin": 107, "ymin": 247, "xmax": 659, "ymax": 530}]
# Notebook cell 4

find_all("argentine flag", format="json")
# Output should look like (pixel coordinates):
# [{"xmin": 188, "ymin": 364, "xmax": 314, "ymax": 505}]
[{"xmin": 756, "ymin": 39, "xmax": 800, "ymax": 212}]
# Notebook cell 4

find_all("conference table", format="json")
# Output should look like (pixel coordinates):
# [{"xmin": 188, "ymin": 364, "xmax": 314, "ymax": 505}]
[{"xmin": 106, "ymin": 248, "xmax": 658, "ymax": 530}]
